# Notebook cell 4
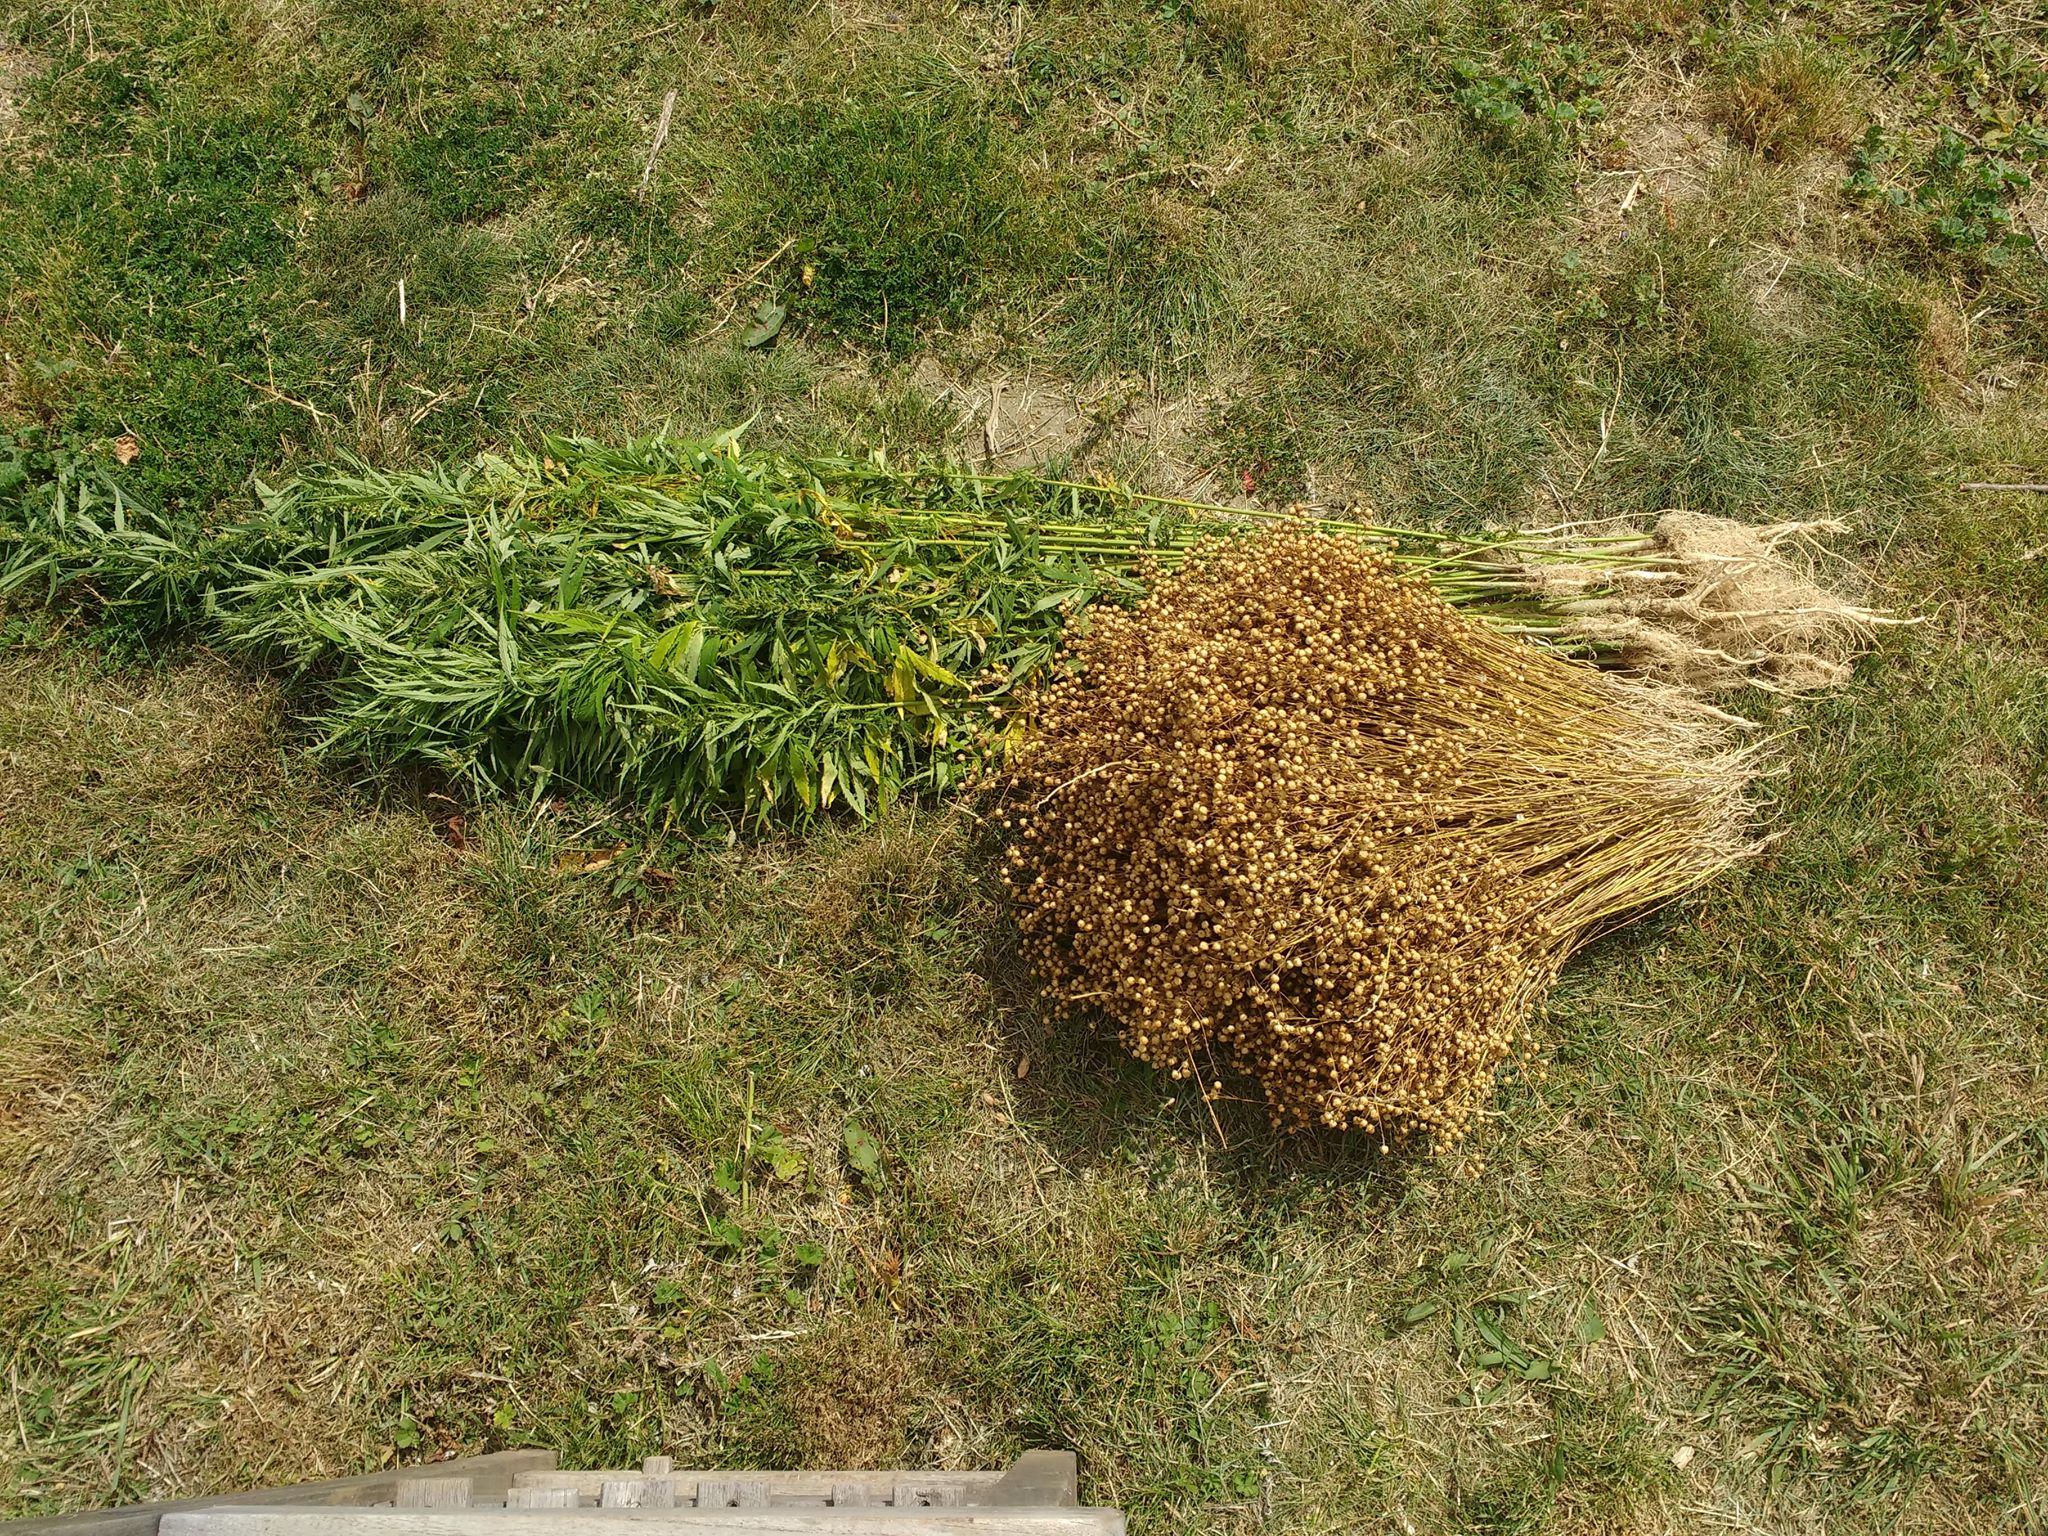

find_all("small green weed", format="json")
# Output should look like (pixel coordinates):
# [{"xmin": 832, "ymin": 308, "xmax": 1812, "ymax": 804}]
[
  {"xmin": 1846, "ymin": 122, "xmax": 2048, "ymax": 261},
  {"xmin": 1842, "ymin": 0, "xmax": 2048, "ymax": 264},
  {"xmin": 1447, "ymin": 22, "xmax": 1608, "ymax": 185}
]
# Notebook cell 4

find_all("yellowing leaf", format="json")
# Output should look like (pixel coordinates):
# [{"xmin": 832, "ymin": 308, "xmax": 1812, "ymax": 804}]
[{"xmin": 554, "ymin": 844, "xmax": 623, "ymax": 874}]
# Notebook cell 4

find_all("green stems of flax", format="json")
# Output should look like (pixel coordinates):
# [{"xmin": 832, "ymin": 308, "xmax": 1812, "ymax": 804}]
[{"xmin": 0, "ymin": 432, "xmax": 1635, "ymax": 827}]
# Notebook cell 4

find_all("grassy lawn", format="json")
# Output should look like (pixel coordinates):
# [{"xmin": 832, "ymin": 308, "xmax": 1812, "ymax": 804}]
[{"xmin": 3, "ymin": 0, "xmax": 2047, "ymax": 1531}]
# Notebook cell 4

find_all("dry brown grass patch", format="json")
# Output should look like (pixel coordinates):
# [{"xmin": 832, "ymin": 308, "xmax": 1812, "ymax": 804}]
[
  {"xmin": 914, "ymin": 357, "xmax": 1243, "ymax": 502},
  {"xmin": 0, "ymin": 43, "xmax": 39, "ymax": 151},
  {"xmin": 1708, "ymin": 38, "xmax": 1856, "ymax": 163},
  {"xmin": 1187, "ymin": 0, "xmax": 1312, "ymax": 79},
  {"xmin": 728, "ymin": 1310, "xmax": 920, "ymax": 1469}
]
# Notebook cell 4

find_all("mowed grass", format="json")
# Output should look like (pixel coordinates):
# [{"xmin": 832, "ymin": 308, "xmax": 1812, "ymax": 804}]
[
  {"xmin": 4, "ymin": 619, "xmax": 2044, "ymax": 1532},
  {"xmin": 3, "ymin": 0, "xmax": 2048, "ymax": 1531}
]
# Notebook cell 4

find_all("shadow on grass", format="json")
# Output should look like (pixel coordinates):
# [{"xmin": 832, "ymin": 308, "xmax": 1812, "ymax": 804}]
[{"xmin": 969, "ymin": 858, "xmax": 1425, "ymax": 1206}]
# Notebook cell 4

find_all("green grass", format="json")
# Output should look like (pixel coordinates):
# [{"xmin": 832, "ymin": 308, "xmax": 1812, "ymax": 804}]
[
  {"xmin": 750, "ymin": 90, "xmax": 1036, "ymax": 350},
  {"xmin": 3, "ymin": 0, "xmax": 2047, "ymax": 1531}
]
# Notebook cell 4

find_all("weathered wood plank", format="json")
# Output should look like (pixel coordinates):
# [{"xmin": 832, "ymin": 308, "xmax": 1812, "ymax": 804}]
[
  {"xmin": 501, "ymin": 1491, "xmax": 577, "ymax": 1511},
  {"xmin": 395, "ymin": 1483, "xmax": 470, "ymax": 1511},
  {"xmin": 158, "ymin": 1508, "xmax": 1123, "ymax": 1536},
  {"xmin": 889, "ymin": 1487, "xmax": 963, "ymax": 1510},
  {"xmin": 985, "ymin": 1456, "xmax": 1078, "ymax": 1510},
  {"xmin": 504, "ymin": 1475, "xmax": 1001, "ymax": 1505},
  {"xmin": 691, "ymin": 1483, "xmax": 768, "ymax": 1513},
  {"xmin": 4, "ymin": 1453, "xmax": 560, "ymax": 1536}
]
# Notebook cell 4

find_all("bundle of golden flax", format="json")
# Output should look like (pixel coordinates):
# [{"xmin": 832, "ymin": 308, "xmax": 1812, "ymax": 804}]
[{"xmin": 1000, "ymin": 530, "xmax": 1758, "ymax": 1149}]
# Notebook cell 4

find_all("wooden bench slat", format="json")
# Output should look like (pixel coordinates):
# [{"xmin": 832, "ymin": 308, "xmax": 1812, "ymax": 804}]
[
  {"xmin": 3, "ymin": 1451, "xmax": 559, "ymax": 1536},
  {"xmin": 502, "ymin": 1490, "xmax": 577, "ymax": 1511},
  {"xmin": 693, "ymin": 1483, "xmax": 769, "ymax": 1512},
  {"xmin": 160, "ymin": 1507, "xmax": 1123, "ymax": 1536},
  {"xmin": 506, "ymin": 1476, "xmax": 1002, "ymax": 1504},
  {"xmin": 889, "ymin": 1488, "xmax": 963, "ymax": 1511},
  {"xmin": 395, "ymin": 1483, "xmax": 471, "ymax": 1510}
]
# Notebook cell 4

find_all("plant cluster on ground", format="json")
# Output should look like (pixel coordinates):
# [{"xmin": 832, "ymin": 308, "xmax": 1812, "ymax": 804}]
[
  {"xmin": 1001, "ymin": 530, "xmax": 1753, "ymax": 1147},
  {"xmin": 2, "ymin": 1, "xmax": 2045, "ymax": 1533}
]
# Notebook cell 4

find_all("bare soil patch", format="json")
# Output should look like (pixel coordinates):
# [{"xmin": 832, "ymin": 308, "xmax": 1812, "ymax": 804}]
[
  {"xmin": 0, "ymin": 45, "xmax": 39, "ymax": 152},
  {"xmin": 904, "ymin": 359, "xmax": 1246, "ymax": 503}
]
